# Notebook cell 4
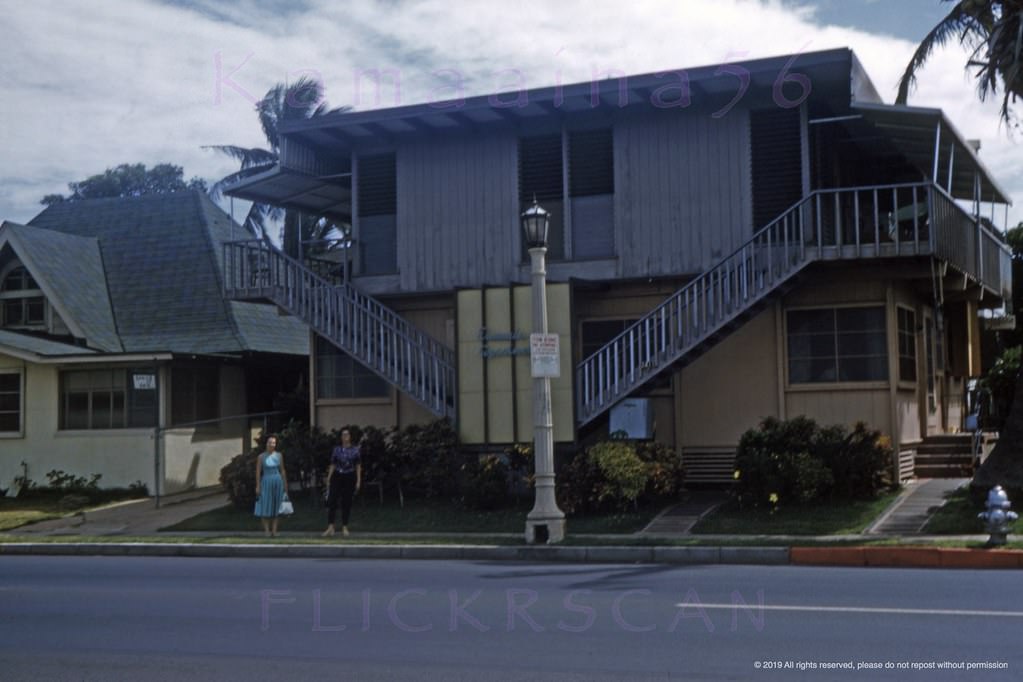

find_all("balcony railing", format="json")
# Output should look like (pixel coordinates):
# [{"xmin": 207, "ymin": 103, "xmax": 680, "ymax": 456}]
[
  {"xmin": 223, "ymin": 239, "xmax": 456, "ymax": 419},
  {"xmin": 576, "ymin": 181, "xmax": 1012, "ymax": 425}
]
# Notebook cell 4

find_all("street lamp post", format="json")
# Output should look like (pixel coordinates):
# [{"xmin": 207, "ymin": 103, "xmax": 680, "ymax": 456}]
[{"xmin": 521, "ymin": 198, "xmax": 566, "ymax": 544}]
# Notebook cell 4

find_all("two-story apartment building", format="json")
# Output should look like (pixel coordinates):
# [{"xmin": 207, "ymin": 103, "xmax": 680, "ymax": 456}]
[{"xmin": 223, "ymin": 48, "xmax": 1012, "ymax": 481}]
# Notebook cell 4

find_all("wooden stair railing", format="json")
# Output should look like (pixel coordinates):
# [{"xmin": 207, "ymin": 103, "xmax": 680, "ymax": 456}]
[{"xmin": 223, "ymin": 240, "xmax": 455, "ymax": 419}]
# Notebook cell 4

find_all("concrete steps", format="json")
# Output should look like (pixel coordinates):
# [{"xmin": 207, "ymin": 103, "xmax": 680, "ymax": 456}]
[{"xmin": 913, "ymin": 434, "xmax": 975, "ymax": 479}]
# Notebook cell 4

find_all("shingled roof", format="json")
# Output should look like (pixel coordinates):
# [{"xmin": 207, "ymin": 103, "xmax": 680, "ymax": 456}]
[
  {"xmin": 1, "ymin": 222, "xmax": 122, "ymax": 352},
  {"xmin": 14, "ymin": 190, "xmax": 308, "ymax": 356}
]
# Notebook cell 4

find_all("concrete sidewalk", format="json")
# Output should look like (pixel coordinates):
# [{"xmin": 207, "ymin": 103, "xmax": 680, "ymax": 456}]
[{"xmin": 9, "ymin": 487, "xmax": 231, "ymax": 537}]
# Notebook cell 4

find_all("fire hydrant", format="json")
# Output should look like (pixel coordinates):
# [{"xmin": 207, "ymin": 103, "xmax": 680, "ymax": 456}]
[{"xmin": 978, "ymin": 486, "xmax": 1018, "ymax": 546}]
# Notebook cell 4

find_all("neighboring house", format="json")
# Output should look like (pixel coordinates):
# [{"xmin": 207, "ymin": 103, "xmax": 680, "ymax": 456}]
[
  {"xmin": 222, "ymin": 48, "xmax": 1012, "ymax": 482},
  {"xmin": 0, "ymin": 190, "xmax": 308, "ymax": 494}
]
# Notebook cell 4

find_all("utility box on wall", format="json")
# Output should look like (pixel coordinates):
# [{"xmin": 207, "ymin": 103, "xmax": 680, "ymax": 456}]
[{"xmin": 609, "ymin": 398, "xmax": 654, "ymax": 439}]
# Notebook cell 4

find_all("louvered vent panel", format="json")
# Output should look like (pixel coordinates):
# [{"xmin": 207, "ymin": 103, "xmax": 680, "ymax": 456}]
[
  {"xmin": 358, "ymin": 153, "xmax": 396, "ymax": 217},
  {"xmin": 569, "ymin": 129, "xmax": 614, "ymax": 197},
  {"xmin": 750, "ymin": 109, "xmax": 802, "ymax": 229},
  {"xmin": 519, "ymin": 135, "xmax": 563, "ymax": 202}
]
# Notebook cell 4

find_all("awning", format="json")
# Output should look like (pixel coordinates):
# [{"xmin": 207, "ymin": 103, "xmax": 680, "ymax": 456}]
[
  {"xmin": 850, "ymin": 102, "xmax": 1011, "ymax": 205},
  {"xmin": 225, "ymin": 167, "xmax": 352, "ymax": 222}
]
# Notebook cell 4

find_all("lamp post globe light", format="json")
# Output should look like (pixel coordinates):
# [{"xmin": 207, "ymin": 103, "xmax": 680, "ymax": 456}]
[{"xmin": 521, "ymin": 198, "xmax": 566, "ymax": 544}]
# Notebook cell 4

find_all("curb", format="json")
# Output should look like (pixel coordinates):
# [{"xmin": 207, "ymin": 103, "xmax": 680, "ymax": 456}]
[
  {"xmin": 2, "ymin": 542, "xmax": 1020, "ymax": 568},
  {"xmin": 0, "ymin": 542, "xmax": 788, "ymax": 565},
  {"xmin": 790, "ymin": 546, "xmax": 1023, "ymax": 569}
]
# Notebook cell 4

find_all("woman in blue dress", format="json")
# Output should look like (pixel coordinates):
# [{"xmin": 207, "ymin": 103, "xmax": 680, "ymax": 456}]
[{"xmin": 254, "ymin": 435, "xmax": 289, "ymax": 537}]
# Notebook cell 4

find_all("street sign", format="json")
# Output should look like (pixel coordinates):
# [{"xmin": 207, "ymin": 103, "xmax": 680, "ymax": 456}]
[
  {"xmin": 530, "ymin": 333, "xmax": 560, "ymax": 378},
  {"xmin": 985, "ymin": 315, "xmax": 1016, "ymax": 331}
]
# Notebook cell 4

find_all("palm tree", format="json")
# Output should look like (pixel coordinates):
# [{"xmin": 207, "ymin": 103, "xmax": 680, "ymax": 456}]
[
  {"xmin": 207, "ymin": 77, "xmax": 350, "ymax": 256},
  {"xmin": 896, "ymin": 1, "xmax": 1022, "ymax": 126},
  {"xmin": 897, "ymin": 2, "xmax": 1023, "ymax": 500}
]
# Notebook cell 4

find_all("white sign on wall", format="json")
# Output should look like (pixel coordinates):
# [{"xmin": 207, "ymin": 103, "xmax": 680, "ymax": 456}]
[
  {"xmin": 530, "ymin": 333, "xmax": 560, "ymax": 378},
  {"xmin": 133, "ymin": 374, "xmax": 157, "ymax": 390}
]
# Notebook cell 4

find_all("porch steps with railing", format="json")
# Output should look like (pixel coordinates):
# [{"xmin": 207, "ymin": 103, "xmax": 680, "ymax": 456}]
[
  {"xmin": 914, "ymin": 434, "xmax": 975, "ymax": 478},
  {"xmin": 222, "ymin": 240, "xmax": 456, "ymax": 419},
  {"xmin": 577, "ymin": 182, "xmax": 1011, "ymax": 427}
]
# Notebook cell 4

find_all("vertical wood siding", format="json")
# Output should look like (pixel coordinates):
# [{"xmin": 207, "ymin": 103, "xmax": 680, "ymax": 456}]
[
  {"xmin": 391, "ymin": 107, "xmax": 756, "ymax": 292},
  {"xmin": 396, "ymin": 131, "xmax": 520, "ymax": 292},
  {"xmin": 614, "ymin": 108, "xmax": 753, "ymax": 277}
]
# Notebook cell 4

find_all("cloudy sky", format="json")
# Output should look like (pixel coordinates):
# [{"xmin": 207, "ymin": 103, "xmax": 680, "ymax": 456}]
[{"xmin": 0, "ymin": 0, "xmax": 1019, "ymax": 227}]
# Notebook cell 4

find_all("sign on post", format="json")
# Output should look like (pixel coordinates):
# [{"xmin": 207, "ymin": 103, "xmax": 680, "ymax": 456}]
[{"xmin": 530, "ymin": 333, "xmax": 560, "ymax": 378}]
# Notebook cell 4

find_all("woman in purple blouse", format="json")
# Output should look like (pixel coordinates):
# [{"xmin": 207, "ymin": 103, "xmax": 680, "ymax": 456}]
[{"xmin": 322, "ymin": 428, "xmax": 362, "ymax": 537}]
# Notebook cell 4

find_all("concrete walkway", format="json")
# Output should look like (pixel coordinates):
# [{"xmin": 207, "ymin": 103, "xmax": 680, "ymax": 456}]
[
  {"xmin": 639, "ymin": 490, "xmax": 727, "ymax": 535},
  {"xmin": 11, "ymin": 488, "xmax": 230, "ymax": 537},
  {"xmin": 866, "ymin": 477, "xmax": 968, "ymax": 535}
]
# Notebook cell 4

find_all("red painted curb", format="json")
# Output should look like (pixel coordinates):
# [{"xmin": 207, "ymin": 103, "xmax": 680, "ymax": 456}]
[
  {"xmin": 938, "ymin": 547, "xmax": 1023, "ymax": 569},
  {"xmin": 791, "ymin": 546, "xmax": 1023, "ymax": 569},
  {"xmin": 865, "ymin": 547, "xmax": 941, "ymax": 567}
]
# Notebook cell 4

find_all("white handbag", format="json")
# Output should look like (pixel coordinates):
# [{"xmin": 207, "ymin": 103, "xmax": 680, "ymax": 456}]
[{"xmin": 278, "ymin": 497, "xmax": 294, "ymax": 515}]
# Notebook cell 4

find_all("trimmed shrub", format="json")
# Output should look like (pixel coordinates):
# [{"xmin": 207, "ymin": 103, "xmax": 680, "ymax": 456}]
[
  {"xmin": 734, "ymin": 416, "xmax": 892, "ymax": 509},
  {"xmin": 557, "ymin": 439, "xmax": 684, "ymax": 514},
  {"xmin": 819, "ymin": 422, "xmax": 892, "ymax": 500},
  {"xmin": 277, "ymin": 421, "xmax": 334, "ymax": 491},
  {"xmin": 388, "ymin": 418, "xmax": 461, "ymax": 499},
  {"xmin": 635, "ymin": 440, "xmax": 685, "ymax": 500},
  {"xmin": 220, "ymin": 449, "xmax": 260, "ymax": 510},
  {"xmin": 557, "ymin": 449, "xmax": 604, "ymax": 515},
  {"xmin": 460, "ymin": 454, "xmax": 511, "ymax": 510},
  {"xmin": 589, "ymin": 441, "xmax": 647, "ymax": 507}
]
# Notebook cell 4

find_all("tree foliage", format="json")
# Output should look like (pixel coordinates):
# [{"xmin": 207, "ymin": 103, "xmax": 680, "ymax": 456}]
[
  {"xmin": 206, "ymin": 77, "xmax": 351, "ymax": 254},
  {"xmin": 41, "ymin": 163, "xmax": 207, "ymax": 205},
  {"xmin": 896, "ymin": 1, "xmax": 1023, "ymax": 127}
]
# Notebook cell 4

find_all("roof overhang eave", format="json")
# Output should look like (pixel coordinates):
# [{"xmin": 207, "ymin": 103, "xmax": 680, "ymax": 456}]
[
  {"xmin": 223, "ymin": 166, "xmax": 352, "ymax": 220},
  {"xmin": 852, "ymin": 102, "xmax": 1012, "ymax": 205}
]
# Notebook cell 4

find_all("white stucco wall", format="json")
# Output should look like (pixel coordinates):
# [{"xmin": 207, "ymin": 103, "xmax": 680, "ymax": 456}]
[{"xmin": 0, "ymin": 354, "xmax": 249, "ymax": 495}]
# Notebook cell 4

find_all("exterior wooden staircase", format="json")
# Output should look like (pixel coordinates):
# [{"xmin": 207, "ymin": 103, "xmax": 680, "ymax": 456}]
[
  {"xmin": 222, "ymin": 239, "xmax": 456, "ymax": 419},
  {"xmin": 576, "ymin": 182, "xmax": 1011, "ymax": 426}
]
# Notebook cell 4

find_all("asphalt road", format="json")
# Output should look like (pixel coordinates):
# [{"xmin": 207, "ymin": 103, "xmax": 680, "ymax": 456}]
[{"xmin": 0, "ymin": 556, "xmax": 1019, "ymax": 681}]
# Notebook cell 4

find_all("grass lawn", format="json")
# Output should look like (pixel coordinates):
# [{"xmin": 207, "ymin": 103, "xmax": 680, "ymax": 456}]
[
  {"xmin": 690, "ymin": 490, "xmax": 901, "ymax": 535},
  {"xmin": 923, "ymin": 487, "xmax": 1023, "ymax": 535},
  {"xmin": 0, "ymin": 490, "xmax": 146, "ymax": 531},
  {"xmin": 163, "ymin": 493, "xmax": 661, "ymax": 535}
]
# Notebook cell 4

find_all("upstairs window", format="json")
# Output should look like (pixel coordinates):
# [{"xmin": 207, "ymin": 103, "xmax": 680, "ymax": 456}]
[
  {"xmin": 519, "ymin": 134, "xmax": 565, "ymax": 260},
  {"xmin": 569, "ymin": 128, "xmax": 615, "ymax": 259},
  {"xmin": 357, "ymin": 153, "xmax": 398, "ymax": 275},
  {"xmin": 1, "ymin": 265, "xmax": 45, "ymax": 328}
]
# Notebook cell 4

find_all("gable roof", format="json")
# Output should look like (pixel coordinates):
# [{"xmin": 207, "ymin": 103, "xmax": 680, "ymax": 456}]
[
  {"xmin": 17, "ymin": 191, "xmax": 307, "ymax": 356},
  {"xmin": 0, "ymin": 223, "xmax": 122, "ymax": 352}
]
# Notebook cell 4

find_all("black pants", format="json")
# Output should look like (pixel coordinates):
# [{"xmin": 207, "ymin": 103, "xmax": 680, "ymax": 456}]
[{"xmin": 327, "ymin": 472, "xmax": 356, "ymax": 526}]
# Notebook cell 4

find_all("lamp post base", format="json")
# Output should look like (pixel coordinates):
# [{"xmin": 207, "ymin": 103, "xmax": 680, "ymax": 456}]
[{"xmin": 525, "ymin": 515, "xmax": 566, "ymax": 544}]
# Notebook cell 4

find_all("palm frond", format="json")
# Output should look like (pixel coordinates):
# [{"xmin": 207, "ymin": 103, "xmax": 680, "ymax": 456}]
[
  {"xmin": 897, "ymin": 2, "xmax": 980, "ymax": 104},
  {"xmin": 243, "ymin": 202, "xmax": 285, "ymax": 240},
  {"xmin": 203, "ymin": 145, "xmax": 277, "ymax": 169}
]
